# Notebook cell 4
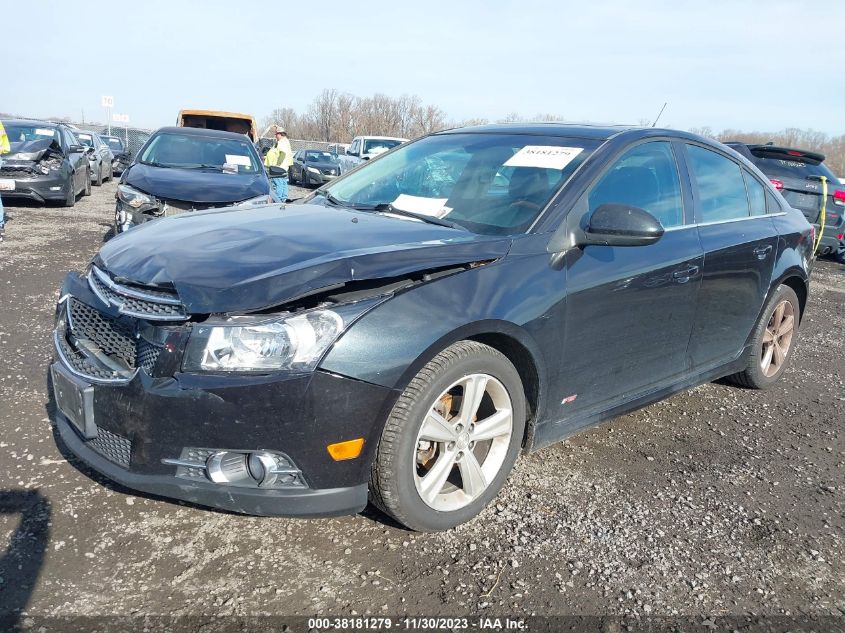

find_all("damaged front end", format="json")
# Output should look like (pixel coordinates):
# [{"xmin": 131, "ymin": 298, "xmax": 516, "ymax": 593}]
[{"xmin": 2, "ymin": 138, "xmax": 65, "ymax": 178}]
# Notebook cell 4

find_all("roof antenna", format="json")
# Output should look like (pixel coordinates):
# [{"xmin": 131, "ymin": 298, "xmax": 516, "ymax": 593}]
[{"xmin": 651, "ymin": 102, "xmax": 668, "ymax": 127}]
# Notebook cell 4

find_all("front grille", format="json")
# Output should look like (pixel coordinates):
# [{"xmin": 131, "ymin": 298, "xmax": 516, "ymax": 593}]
[
  {"xmin": 88, "ymin": 266, "xmax": 188, "ymax": 321},
  {"xmin": 56, "ymin": 298, "xmax": 165, "ymax": 383},
  {"xmin": 163, "ymin": 199, "xmax": 219, "ymax": 216},
  {"xmin": 87, "ymin": 427, "xmax": 131, "ymax": 468},
  {"xmin": 136, "ymin": 339, "xmax": 161, "ymax": 373},
  {"xmin": 0, "ymin": 164, "xmax": 37, "ymax": 177},
  {"xmin": 69, "ymin": 299, "xmax": 136, "ymax": 367}
]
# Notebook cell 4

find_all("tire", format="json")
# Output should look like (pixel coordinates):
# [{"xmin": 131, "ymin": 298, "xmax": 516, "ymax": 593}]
[
  {"xmin": 94, "ymin": 161, "xmax": 103, "ymax": 187},
  {"xmin": 289, "ymin": 167, "xmax": 297, "ymax": 185},
  {"xmin": 727, "ymin": 285, "xmax": 800, "ymax": 389},
  {"xmin": 63, "ymin": 176, "xmax": 76, "ymax": 208},
  {"xmin": 833, "ymin": 242, "xmax": 845, "ymax": 265},
  {"xmin": 370, "ymin": 340, "xmax": 526, "ymax": 531},
  {"xmin": 83, "ymin": 171, "xmax": 92, "ymax": 197}
]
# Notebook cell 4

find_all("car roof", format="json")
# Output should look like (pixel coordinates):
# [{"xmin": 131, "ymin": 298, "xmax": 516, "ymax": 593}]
[
  {"xmin": 154, "ymin": 125, "xmax": 252, "ymax": 140},
  {"xmin": 2, "ymin": 119, "xmax": 60, "ymax": 128}
]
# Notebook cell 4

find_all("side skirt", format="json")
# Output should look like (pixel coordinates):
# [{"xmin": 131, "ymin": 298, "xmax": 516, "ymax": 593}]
[{"xmin": 529, "ymin": 353, "xmax": 748, "ymax": 452}]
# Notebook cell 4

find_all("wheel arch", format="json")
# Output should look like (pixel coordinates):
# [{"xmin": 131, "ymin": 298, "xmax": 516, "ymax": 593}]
[{"xmin": 391, "ymin": 320, "xmax": 548, "ymax": 452}]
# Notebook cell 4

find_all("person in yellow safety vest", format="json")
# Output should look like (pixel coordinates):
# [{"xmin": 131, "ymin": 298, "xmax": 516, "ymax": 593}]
[
  {"xmin": 264, "ymin": 127, "xmax": 293, "ymax": 202},
  {"xmin": 0, "ymin": 120, "xmax": 9, "ymax": 242}
]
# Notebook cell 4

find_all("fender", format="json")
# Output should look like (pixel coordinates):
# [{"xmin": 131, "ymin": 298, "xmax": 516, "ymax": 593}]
[{"xmin": 320, "ymin": 252, "xmax": 560, "ymax": 430}]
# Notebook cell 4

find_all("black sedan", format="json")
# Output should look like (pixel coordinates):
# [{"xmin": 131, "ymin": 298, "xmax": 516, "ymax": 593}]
[
  {"xmin": 51, "ymin": 124, "xmax": 813, "ymax": 531},
  {"xmin": 0, "ymin": 119, "xmax": 90, "ymax": 207},
  {"xmin": 114, "ymin": 126, "xmax": 273, "ymax": 233},
  {"xmin": 289, "ymin": 149, "xmax": 341, "ymax": 186}
]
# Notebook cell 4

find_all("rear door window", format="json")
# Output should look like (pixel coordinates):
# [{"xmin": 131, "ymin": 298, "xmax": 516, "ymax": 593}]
[
  {"xmin": 686, "ymin": 144, "xmax": 750, "ymax": 223},
  {"xmin": 765, "ymin": 189, "xmax": 783, "ymax": 213},
  {"xmin": 743, "ymin": 170, "xmax": 767, "ymax": 216}
]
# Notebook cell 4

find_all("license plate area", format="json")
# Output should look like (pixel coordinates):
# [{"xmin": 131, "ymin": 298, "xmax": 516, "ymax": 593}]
[
  {"xmin": 51, "ymin": 363, "xmax": 97, "ymax": 439},
  {"xmin": 0, "ymin": 179, "xmax": 15, "ymax": 191}
]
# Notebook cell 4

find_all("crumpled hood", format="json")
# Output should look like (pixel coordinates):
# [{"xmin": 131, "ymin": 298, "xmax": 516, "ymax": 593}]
[
  {"xmin": 125, "ymin": 162, "xmax": 268, "ymax": 204},
  {"xmin": 5, "ymin": 138, "xmax": 57, "ymax": 162},
  {"xmin": 97, "ymin": 203, "xmax": 512, "ymax": 314}
]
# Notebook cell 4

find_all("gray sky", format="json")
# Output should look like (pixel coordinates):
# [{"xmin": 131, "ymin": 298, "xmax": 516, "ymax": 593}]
[{"xmin": 5, "ymin": 0, "xmax": 845, "ymax": 134}]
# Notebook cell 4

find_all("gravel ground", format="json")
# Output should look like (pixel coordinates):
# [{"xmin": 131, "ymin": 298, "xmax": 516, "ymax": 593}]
[{"xmin": 0, "ymin": 180, "xmax": 843, "ymax": 622}]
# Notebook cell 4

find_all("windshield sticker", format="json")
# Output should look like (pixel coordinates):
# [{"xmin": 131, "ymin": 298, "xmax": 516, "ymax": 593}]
[
  {"xmin": 35, "ymin": 128, "xmax": 55, "ymax": 136},
  {"xmin": 504, "ymin": 146, "xmax": 583, "ymax": 170},
  {"xmin": 222, "ymin": 163, "xmax": 238, "ymax": 174},
  {"xmin": 392, "ymin": 194, "xmax": 450, "ymax": 217},
  {"xmin": 225, "ymin": 154, "xmax": 251, "ymax": 167}
]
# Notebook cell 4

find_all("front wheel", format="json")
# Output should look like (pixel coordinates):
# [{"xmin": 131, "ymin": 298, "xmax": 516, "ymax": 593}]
[
  {"xmin": 63, "ymin": 175, "xmax": 76, "ymax": 207},
  {"xmin": 83, "ymin": 170, "xmax": 92, "ymax": 197},
  {"xmin": 370, "ymin": 341, "xmax": 526, "ymax": 531},
  {"xmin": 94, "ymin": 162, "xmax": 103, "ymax": 187},
  {"xmin": 727, "ymin": 284, "xmax": 800, "ymax": 389}
]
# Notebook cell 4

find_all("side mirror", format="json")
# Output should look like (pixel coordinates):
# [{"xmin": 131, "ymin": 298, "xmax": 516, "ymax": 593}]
[
  {"xmin": 267, "ymin": 166, "xmax": 287, "ymax": 177},
  {"xmin": 69, "ymin": 144, "xmax": 86, "ymax": 153},
  {"xmin": 580, "ymin": 203, "xmax": 664, "ymax": 247},
  {"xmin": 347, "ymin": 150, "xmax": 358, "ymax": 158},
  {"xmin": 361, "ymin": 155, "xmax": 370, "ymax": 161}
]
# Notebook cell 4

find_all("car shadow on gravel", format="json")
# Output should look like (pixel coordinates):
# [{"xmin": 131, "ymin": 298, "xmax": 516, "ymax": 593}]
[{"xmin": 0, "ymin": 489, "xmax": 51, "ymax": 628}]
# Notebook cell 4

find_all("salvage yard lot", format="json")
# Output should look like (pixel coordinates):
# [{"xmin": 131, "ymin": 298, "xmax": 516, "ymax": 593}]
[{"xmin": 0, "ymin": 181, "xmax": 843, "ymax": 618}]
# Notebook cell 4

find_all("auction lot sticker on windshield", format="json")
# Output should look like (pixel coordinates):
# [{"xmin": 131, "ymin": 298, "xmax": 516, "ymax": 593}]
[
  {"xmin": 504, "ymin": 146, "xmax": 583, "ymax": 170},
  {"xmin": 225, "ymin": 154, "xmax": 251, "ymax": 166},
  {"xmin": 35, "ymin": 128, "xmax": 55, "ymax": 137}
]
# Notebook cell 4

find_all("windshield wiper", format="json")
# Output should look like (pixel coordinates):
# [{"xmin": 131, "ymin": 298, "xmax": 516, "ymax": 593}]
[
  {"xmin": 181, "ymin": 164, "xmax": 226, "ymax": 171},
  {"xmin": 141, "ymin": 160, "xmax": 174, "ymax": 168},
  {"xmin": 371, "ymin": 203, "xmax": 467, "ymax": 231},
  {"xmin": 323, "ymin": 192, "xmax": 348, "ymax": 207}
]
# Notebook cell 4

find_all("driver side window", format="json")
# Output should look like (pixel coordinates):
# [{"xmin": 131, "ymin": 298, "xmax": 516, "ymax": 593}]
[{"xmin": 588, "ymin": 141, "xmax": 684, "ymax": 228}]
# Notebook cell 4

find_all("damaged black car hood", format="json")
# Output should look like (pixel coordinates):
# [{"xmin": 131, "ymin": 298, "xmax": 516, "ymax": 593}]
[
  {"xmin": 96, "ymin": 203, "xmax": 512, "ymax": 314},
  {"xmin": 5, "ymin": 138, "xmax": 59, "ymax": 162},
  {"xmin": 124, "ymin": 162, "xmax": 268, "ymax": 204}
]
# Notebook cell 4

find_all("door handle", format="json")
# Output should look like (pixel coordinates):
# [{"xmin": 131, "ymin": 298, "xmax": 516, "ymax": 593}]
[
  {"xmin": 753, "ymin": 245, "xmax": 773, "ymax": 259},
  {"xmin": 672, "ymin": 265, "xmax": 699, "ymax": 280}
]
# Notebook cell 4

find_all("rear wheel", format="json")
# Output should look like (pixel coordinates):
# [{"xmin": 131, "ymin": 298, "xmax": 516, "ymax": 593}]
[
  {"xmin": 727, "ymin": 285, "xmax": 800, "ymax": 389},
  {"xmin": 370, "ymin": 341, "xmax": 526, "ymax": 531}
]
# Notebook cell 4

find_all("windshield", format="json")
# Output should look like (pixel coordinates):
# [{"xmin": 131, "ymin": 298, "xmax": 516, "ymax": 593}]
[
  {"xmin": 139, "ymin": 132, "xmax": 261, "ymax": 173},
  {"xmin": 4, "ymin": 123, "xmax": 58, "ymax": 144},
  {"xmin": 363, "ymin": 139, "xmax": 403, "ymax": 155},
  {"xmin": 76, "ymin": 133, "xmax": 95, "ymax": 147},
  {"xmin": 305, "ymin": 151, "xmax": 339, "ymax": 163},
  {"xmin": 321, "ymin": 133, "xmax": 598, "ymax": 235},
  {"xmin": 102, "ymin": 136, "xmax": 124, "ymax": 151}
]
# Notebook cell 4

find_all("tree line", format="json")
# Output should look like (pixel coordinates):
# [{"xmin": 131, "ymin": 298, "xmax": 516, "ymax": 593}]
[
  {"xmin": 264, "ymin": 90, "xmax": 844, "ymax": 177},
  {"xmin": 261, "ymin": 89, "xmax": 564, "ymax": 145}
]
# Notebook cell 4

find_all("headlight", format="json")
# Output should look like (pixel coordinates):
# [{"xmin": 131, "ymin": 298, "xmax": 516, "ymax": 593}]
[
  {"xmin": 117, "ymin": 183, "xmax": 155, "ymax": 209},
  {"xmin": 182, "ymin": 300, "xmax": 383, "ymax": 373},
  {"xmin": 307, "ymin": 166, "xmax": 320, "ymax": 174},
  {"xmin": 237, "ymin": 194, "xmax": 273, "ymax": 208}
]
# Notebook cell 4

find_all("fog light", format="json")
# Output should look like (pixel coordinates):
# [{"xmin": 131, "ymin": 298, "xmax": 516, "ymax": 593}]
[
  {"xmin": 206, "ymin": 451, "xmax": 253, "ymax": 486},
  {"xmin": 163, "ymin": 447, "xmax": 305, "ymax": 488}
]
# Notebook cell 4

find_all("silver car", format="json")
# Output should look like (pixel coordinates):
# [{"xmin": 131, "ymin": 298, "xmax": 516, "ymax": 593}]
[{"xmin": 76, "ymin": 131, "xmax": 114, "ymax": 187}]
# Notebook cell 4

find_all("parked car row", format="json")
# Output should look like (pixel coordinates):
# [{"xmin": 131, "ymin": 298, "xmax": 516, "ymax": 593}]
[
  {"xmin": 726, "ymin": 142, "xmax": 845, "ymax": 263},
  {"xmin": 50, "ymin": 122, "xmax": 816, "ymax": 531}
]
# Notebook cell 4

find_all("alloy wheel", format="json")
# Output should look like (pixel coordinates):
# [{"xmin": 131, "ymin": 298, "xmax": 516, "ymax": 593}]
[
  {"xmin": 761, "ymin": 299, "xmax": 795, "ymax": 377},
  {"xmin": 413, "ymin": 373, "xmax": 513, "ymax": 511}
]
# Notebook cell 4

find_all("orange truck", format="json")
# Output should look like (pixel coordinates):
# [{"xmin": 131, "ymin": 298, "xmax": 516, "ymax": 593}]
[{"xmin": 176, "ymin": 109, "xmax": 258, "ymax": 142}]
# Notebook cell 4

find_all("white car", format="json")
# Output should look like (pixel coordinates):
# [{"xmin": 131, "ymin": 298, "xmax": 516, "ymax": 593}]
[{"xmin": 338, "ymin": 135, "xmax": 407, "ymax": 174}]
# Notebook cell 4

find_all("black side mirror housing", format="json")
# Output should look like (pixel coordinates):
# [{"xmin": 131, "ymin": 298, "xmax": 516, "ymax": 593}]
[
  {"xmin": 68, "ymin": 144, "xmax": 86, "ymax": 153},
  {"xmin": 580, "ymin": 203, "xmax": 664, "ymax": 247},
  {"xmin": 267, "ymin": 166, "xmax": 287, "ymax": 177}
]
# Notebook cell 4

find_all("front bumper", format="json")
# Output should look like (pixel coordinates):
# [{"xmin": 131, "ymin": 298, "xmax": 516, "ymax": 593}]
[
  {"xmin": 303, "ymin": 171, "xmax": 338, "ymax": 185},
  {"xmin": 0, "ymin": 171, "xmax": 69, "ymax": 202},
  {"xmin": 55, "ymin": 411, "xmax": 368, "ymax": 516},
  {"xmin": 51, "ymin": 274, "xmax": 399, "ymax": 516}
]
